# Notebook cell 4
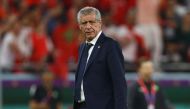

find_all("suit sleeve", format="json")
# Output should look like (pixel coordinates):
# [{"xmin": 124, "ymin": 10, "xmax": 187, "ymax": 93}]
[{"xmin": 107, "ymin": 41, "xmax": 127, "ymax": 109}]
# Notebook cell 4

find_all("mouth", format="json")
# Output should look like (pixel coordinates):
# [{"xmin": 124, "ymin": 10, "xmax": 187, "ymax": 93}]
[{"xmin": 85, "ymin": 31, "xmax": 93, "ymax": 35}]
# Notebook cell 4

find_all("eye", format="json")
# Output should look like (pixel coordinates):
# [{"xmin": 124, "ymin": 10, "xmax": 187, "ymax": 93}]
[
  {"xmin": 89, "ymin": 21, "xmax": 96, "ymax": 24},
  {"xmin": 81, "ymin": 21, "xmax": 87, "ymax": 25},
  {"xmin": 80, "ymin": 20, "xmax": 97, "ymax": 26}
]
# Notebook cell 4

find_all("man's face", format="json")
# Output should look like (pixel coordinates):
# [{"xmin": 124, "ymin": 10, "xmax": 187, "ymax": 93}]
[
  {"xmin": 79, "ymin": 13, "xmax": 102, "ymax": 41},
  {"xmin": 138, "ymin": 61, "xmax": 154, "ymax": 80},
  {"xmin": 42, "ymin": 73, "xmax": 54, "ymax": 88}
]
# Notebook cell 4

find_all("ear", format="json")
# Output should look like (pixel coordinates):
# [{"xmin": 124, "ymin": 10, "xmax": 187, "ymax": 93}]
[{"xmin": 99, "ymin": 20, "xmax": 102, "ymax": 28}]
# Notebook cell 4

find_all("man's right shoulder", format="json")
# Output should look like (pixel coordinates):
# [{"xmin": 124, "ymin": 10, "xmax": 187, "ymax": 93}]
[
  {"xmin": 79, "ymin": 43, "xmax": 85, "ymax": 46},
  {"xmin": 79, "ymin": 43, "xmax": 85, "ymax": 50}
]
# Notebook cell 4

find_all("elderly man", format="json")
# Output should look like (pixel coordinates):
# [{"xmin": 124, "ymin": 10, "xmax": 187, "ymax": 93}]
[{"xmin": 74, "ymin": 7, "xmax": 127, "ymax": 109}]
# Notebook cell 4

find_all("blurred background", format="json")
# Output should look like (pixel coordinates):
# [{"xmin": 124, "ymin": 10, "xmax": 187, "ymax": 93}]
[{"xmin": 0, "ymin": 0, "xmax": 190, "ymax": 109}]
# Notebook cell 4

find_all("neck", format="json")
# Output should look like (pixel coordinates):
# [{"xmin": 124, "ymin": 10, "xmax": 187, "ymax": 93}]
[
  {"xmin": 140, "ymin": 77, "xmax": 151, "ymax": 82},
  {"xmin": 44, "ymin": 84, "xmax": 53, "ymax": 90}
]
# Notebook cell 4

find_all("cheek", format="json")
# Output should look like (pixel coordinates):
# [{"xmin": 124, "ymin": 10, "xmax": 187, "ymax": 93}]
[{"xmin": 93, "ymin": 25, "xmax": 100, "ymax": 32}]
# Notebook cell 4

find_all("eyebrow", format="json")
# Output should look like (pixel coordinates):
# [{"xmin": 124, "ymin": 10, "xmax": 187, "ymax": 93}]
[{"xmin": 80, "ymin": 20, "xmax": 97, "ymax": 24}]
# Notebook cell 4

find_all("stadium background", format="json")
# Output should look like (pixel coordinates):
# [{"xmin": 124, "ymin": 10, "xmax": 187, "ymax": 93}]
[{"xmin": 0, "ymin": 0, "xmax": 190, "ymax": 109}]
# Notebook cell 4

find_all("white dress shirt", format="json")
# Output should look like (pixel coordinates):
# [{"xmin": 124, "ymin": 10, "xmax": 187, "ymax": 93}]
[{"xmin": 80, "ymin": 31, "xmax": 102, "ymax": 102}]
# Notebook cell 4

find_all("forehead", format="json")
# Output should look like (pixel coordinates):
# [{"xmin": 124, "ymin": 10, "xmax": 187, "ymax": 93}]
[
  {"xmin": 80, "ymin": 13, "xmax": 96, "ymax": 22},
  {"xmin": 142, "ymin": 62, "xmax": 153, "ymax": 67}
]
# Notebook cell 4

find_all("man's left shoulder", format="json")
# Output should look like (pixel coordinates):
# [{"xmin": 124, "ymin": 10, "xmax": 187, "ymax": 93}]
[{"xmin": 102, "ymin": 33, "xmax": 120, "ymax": 47}]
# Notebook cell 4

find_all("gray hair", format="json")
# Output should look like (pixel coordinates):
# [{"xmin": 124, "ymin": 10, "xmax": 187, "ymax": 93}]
[{"xmin": 77, "ymin": 6, "xmax": 102, "ymax": 23}]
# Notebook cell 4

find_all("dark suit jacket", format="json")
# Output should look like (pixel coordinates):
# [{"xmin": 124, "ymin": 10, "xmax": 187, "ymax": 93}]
[
  {"xmin": 127, "ymin": 81, "xmax": 170, "ymax": 109},
  {"xmin": 74, "ymin": 33, "xmax": 127, "ymax": 109}
]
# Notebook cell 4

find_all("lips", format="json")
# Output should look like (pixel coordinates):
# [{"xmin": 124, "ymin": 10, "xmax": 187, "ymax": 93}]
[{"xmin": 85, "ymin": 32, "xmax": 93, "ymax": 34}]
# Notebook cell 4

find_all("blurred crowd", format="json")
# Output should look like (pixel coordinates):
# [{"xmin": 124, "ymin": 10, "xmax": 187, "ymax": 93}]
[{"xmin": 0, "ymin": 0, "xmax": 190, "ymax": 80}]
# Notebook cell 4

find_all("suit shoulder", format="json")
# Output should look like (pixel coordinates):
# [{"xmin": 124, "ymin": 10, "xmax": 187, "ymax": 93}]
[
  {"xmin": 104, "ymin": 35, "xmax": 117, "ymax": 43},
  {"xmin": 79, "ymin": 43, "xmax": 85, "ymax": 47},
  {"xmin": 79, "ymin": 43, "xmax": 85, "ymax": 50},
  {"xmin": 103, "ymin": 35, "xmax": 119, "ymax": 47}
]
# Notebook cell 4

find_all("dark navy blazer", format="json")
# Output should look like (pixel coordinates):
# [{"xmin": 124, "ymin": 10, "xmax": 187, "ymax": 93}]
[{"xmin": 74, "ymin": 33, "xmax": 127, "ymax": 109}]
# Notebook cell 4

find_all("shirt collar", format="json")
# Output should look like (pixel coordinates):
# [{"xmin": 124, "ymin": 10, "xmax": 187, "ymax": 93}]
[{"xmin": 86, "ymin": 31, "xmax": 102, "ymax": 45}]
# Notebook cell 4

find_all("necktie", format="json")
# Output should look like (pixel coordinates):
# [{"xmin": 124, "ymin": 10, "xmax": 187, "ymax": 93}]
[{"xmin": 75, "ymin": 43, "xmax": 93, "ymax": 101}]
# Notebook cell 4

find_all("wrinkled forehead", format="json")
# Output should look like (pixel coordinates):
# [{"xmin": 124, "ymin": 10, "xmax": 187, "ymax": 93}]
[{"xmin": 80, "ymin": 14, "xmax": 97, "ymax": 22}]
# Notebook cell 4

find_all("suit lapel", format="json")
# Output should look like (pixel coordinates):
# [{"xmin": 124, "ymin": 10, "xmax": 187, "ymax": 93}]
[
  {"xmin": 84, "ymin": 33, "xmax": 105, "ymax": 74},
  {"xmin": 78, "ymin": 43, "xmax": 85, "ymax": 65},
  {"xmin": 75, "ymin": 43, "xmax": 85, "ymax": 81}
]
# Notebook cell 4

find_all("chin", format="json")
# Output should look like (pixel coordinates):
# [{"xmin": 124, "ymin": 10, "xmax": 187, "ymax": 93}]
[{"xmin": 86, "ymin": 36, "xmax": 95, "ymax": 41}]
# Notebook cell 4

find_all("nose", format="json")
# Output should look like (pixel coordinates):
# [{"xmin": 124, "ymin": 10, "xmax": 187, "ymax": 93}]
[{"xmin": 86, "ymin": 22, "xmax": 91, "ymax": 28}]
